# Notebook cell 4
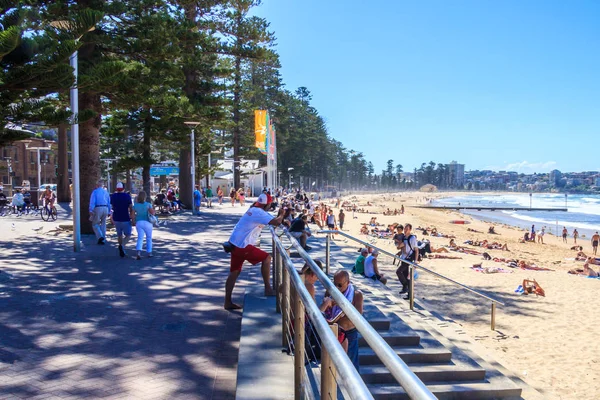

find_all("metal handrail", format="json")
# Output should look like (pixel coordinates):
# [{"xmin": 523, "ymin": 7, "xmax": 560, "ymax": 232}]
[
  {"xmin": 318, "ymin": 229, "xmax": 504, "ymax": 330},
  {"xmin": 319, "ymin": 230, "xmax": 504, "ymax": 305},
  {"xmin": 277, "ymin": 227, "xmax": 437, "ymax": 400},
  {"xmin": 269, "ymin": 227, "xmax": 375, "ymax": 399}
]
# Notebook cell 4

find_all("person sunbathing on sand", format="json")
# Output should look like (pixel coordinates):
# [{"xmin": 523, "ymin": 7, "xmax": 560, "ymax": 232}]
[
  {"xmin": 571, "ymin": 246, "xmax": 583, "ymax": 251},
  {"xmin": 569, "ymin": 263, "xmax": 598, "ymax": 277},
  {"xmin": 586, "ymin": 257, "xmax": 600, "ymax": 266},
  {"xmin": 360, "ymin": 225, "xmax": 369, "ymax": 235},
  {"xmin": 522, "ymin": 279, "xmax": 545, "ymax": 296}
]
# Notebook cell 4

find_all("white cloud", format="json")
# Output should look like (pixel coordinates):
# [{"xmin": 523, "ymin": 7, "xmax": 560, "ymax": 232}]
[{"xmin": 484, "ymin": 161, "xmax": 557, "ymax": 173}]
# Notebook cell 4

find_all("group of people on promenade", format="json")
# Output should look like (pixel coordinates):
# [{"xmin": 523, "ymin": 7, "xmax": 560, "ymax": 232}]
[
  {"xmin": 224, "ymin": 191, "xmax": 363, "ymax": 372},
  {"xmin": 89, "ymin": 180, "xmax": 156, "ymax": 260}
]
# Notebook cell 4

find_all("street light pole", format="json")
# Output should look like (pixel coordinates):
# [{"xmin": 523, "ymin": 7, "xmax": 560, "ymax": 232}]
[
  {"xmin": 70, "ymin": 50, "xmax": 82, "ymax": 252},
  {"xmin": 184, "ymin": 122, "xmax": 201, "ymax": 211},
  {"xmin": 191, "ymin": 128, "xmax": 195, "ymax": 207}
]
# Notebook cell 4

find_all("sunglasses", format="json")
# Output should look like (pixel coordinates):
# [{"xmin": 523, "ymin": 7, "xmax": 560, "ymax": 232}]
[{"xmin": 335, "ymin": 281, "xmax": 347, "ymax": 288}]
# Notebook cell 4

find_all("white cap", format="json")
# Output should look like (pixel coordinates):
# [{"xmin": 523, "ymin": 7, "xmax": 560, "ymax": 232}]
[
  {"xmin": 116, "ymin": 182, "xmax": 124, "ymax": 190},
  {"xmin": 256, "ymin": 193, "xmax": 269, "ymax": 204}
]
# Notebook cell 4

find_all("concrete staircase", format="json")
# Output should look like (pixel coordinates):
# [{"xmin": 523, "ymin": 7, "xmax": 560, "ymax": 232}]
[{"xmin": 236, "ymin": 230, "xmax": 527, "ymax": 400}]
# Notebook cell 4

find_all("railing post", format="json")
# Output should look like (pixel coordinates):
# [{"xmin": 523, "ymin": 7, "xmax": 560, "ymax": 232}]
[
  {"xmin": 273, "ymin": 237, "xmax": 279, "ymax": 313},
  {"xmin": 275, "ymin": 247, "xmax": 282, "ymax": 314},
  {"xmin": 409, "ymin": 265, "xmax": 415, "ymax": 311},
  {"xmin": 491, "ymin": 302, "xmax": 496, "ymax": 331},
  {"xmin": 293, "ymin": 280, "xmax": 305, "ymax": 400},
  {"xmin": 321, "ymin": 323, "xmax": 338, "ymax": 400},
  {"xmin": 326, "ymin": 234, "xmax": 331, "ymax": 275},
  {"xmin": 282, "ymin": 261, "xmax": 290, "ymax": 349}
]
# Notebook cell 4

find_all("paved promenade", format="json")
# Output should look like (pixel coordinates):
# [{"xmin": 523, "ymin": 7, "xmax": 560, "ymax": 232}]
[{"xmin": 0, "ymin": 204, "xmax": 250, "ymax": 399}]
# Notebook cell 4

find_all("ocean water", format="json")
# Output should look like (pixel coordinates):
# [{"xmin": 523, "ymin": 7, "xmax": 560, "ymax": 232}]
[{"xmin": 433, "ymin": 193, "xmax": 600, "ymax": 239}]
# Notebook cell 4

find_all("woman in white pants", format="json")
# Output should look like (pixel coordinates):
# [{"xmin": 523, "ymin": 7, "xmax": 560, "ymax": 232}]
[{"xmin": 132, "ymin": 190, "xmax": 155, "ymax": 259}]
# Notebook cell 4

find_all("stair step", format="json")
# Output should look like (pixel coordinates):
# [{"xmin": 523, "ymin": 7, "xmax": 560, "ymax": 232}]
[
  {"xmin": 359, "ymin": 346, "xmax": 452, "ymax": 365},
  {"xmin": 358, "ymin": 329, "xmax": 420, "ymax": 347},
  {"xmin": 360, "ymin": 364, "xmax": 486, "ymax": 384},
  {"xmin": 367, "ymin": 381, "xmax": 523, "ymax": 400},
  {"xmin": 367, "ymin": 318, "xmax": 391, "ymax": 331}
]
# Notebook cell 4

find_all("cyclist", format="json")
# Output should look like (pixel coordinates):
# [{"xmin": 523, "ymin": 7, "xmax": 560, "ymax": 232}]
[{"xmin": 40, "ymin": 185, "xmax": 56, "ymax": 208}]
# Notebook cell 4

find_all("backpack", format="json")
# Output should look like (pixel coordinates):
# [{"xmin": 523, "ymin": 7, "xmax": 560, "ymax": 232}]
[{"xmin": 404, "ymin": 234, "xmax": 416, "ymax": 261}]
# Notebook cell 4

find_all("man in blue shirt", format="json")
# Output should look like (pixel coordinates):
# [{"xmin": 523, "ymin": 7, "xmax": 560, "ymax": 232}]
[
  {"xmin": 110, "ymin": 182, "xmax": 133, "ymax": 257},
  {"xmin": 89, "ymin": 180, "xmax": 111, "ymax": 244},
  {"xmin": 193, "ymin": 185, "xmax": 202, "ymax": 215}
]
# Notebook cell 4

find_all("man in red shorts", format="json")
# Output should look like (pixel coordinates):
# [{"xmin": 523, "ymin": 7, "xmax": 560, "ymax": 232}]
[{"xmin": 224, "ymin": 193, "xmax": 284, "ymax": 310}]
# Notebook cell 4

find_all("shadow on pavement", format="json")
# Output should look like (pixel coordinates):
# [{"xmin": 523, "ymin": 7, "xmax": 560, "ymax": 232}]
[{"xmin": 0, "ymin": 208, "xmax": 247, "ymax": 399}]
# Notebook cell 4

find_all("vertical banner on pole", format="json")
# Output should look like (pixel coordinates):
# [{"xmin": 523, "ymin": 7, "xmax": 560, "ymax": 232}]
[
  {"xmin": 255, "ymin": 110, "xmax": 277, "ymax": 189},
  {"xmin": 255, "ymin": 110, "xmax": 267, "ymax": 154}
]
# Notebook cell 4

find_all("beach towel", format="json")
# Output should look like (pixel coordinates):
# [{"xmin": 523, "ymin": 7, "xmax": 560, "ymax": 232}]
[
  {"xmin": 471, "ymin": 266, "xmax": 513, "ymax": 274},
  {"xmin": 514, "ymin": 285, "xmax": 524, "ymax": 295},
  {"xmin": 519, "ymin": 265, "xmax": 553, "ymax": 272},
  {"xmin": 429, "ymin": 254, "xmax": 462, "ymax": 259},
  {"xmin": 324, "ymin": 283, "xmax": 354, "ymax": 323}
]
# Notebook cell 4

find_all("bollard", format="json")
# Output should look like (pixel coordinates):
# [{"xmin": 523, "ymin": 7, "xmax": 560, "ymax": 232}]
[
  {"xmin": 321, "ymin": 323, "xmax": 338, "ymax": 400},
  {"xmin": 491, "ymin": 302, "xmax": 496, "ymax": 331}
]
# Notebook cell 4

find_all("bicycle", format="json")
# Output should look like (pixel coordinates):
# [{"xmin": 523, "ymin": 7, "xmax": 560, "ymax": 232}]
[{"xmin": 40, "ymin": 201, "xmax": 57, "ymax": 221}]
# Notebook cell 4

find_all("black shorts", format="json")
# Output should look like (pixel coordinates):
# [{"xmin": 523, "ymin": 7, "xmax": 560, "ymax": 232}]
[
  {"xmin": 593, "ymin": 241, "xmax": 599, "ymax": 247},
  {"xmin": 369, "ymin": 273, "xmax": 382, "ymax": 281},
  {"xmin": 327, "ymin": 223, "xmax": 335, "ymax": 229}
]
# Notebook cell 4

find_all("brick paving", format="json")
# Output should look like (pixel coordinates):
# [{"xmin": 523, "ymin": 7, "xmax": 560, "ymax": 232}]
[{"xmin": 0, "ymin": 205, "xmax": 251, "ymax": 399}]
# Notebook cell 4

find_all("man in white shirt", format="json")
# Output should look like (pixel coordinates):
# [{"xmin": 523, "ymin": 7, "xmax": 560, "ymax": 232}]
[
  {"xmin": 224, "ymin": 194, "xmax": 285, "ymax": 310},
  {"xmin": 364, "ymin": 249, "xmax": 388, "ymax": 284},
  {"xmin": 395, "ymin": 224, "xmax": 419, "ymax": 300},
  {"xmin": 89, "ymin": 180, "xmax": 111, "ymax": 245}
]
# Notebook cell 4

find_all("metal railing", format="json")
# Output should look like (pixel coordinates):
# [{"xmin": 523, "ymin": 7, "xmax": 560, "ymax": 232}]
[
  {"xmin": 318, "ymin": 230, "xmax": 504, "ymax": 330},
  {"xmin": 270, "ymin": 226, "xmax": 436, "ymax": 400}
]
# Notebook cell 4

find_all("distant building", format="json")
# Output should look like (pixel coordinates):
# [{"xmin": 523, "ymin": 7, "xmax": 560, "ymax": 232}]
[
  {"xmin": 549, "ymin": 169, "xmax": 562, "ymax": 186},
  {"xmin": 1, "ymin": 137, "xmax": 58, "ymax": 195},
  {"xmin": 446, "ymin": 161, "xmax": 465, "ymax": 187},
  {"xmin": 595, "ymin": 177, "xmax": 600, "ymax": 187}
]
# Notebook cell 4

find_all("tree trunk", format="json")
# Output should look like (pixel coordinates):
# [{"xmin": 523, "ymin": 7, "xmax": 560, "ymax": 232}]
[
  {"xmin": 57, "ymin": 123, "xmax": 70, "ymax": 203},
  {"xmin": 178, "ymin": 3, "xmax": 196, "ymax": 209},
  {"xmin": 159, "ymin": 175, "xmax": 167, "ymax": 191},
  {"xmin": 111, "ymin": 168, "xmax": 118, "ymax": 192},
  {"xmin": 232, "ymin": 13, "xmax": 243, "ymax": 190},
  {"xmin": 179, "ymin": 148, "xmax": 191, "ymax": 209},
  {"xmin": 142, "ymin": 127, "xmax": 151, "ymax": 195},
  {"xmin": 126, "ymin": 169, "xmax": 132, "ymax": 192},
  {"xmin": 79, "ymin": 92, "xmax": 102, "ymax": 234}
]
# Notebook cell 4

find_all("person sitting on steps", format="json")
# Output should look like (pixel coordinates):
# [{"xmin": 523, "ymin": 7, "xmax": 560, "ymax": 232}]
[{"xmin": 289, "ymin": 213, "xmax": 312, "ymax": 251}]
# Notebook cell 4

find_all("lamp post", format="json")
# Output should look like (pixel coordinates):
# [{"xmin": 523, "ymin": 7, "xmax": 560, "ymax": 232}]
[
  {"xmin": 184, "ymin": 122, "xmax": 201, "ymax": 210},
  {"xmin": 101, "ymin": 158, "xmax": 116, "ymax": 191},
  {"xmin": 287, "ymin": 167, "xmax": 294, "ymax": 190},
  {"xmin": 25, "ymin": 145, "xmax": 51, "ymax": 189},
  {"xmin": 49, "ymin": 21, "xmax": 96, "ymax": 252}
]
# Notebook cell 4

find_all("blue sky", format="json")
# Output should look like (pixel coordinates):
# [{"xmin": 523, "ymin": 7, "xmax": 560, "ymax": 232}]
[{"xmin": 256, "ymin": 0, "xmax": 600, "ymax": 174}]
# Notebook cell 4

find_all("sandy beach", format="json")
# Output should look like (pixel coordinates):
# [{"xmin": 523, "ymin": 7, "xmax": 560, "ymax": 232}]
[{"xmin": 333, "ymin": 191, "xmax": 599, "ymax": 400}]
